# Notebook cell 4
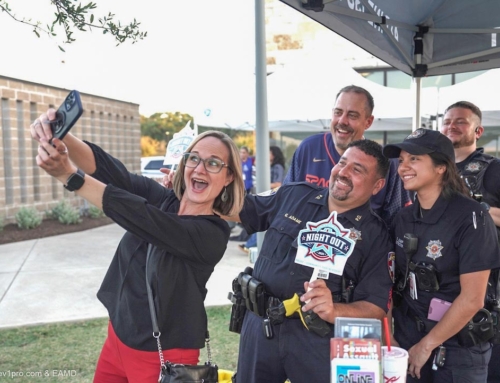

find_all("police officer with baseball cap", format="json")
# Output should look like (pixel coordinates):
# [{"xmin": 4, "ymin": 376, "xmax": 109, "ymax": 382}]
[
  {"xmin": 384, "ymin": 128, "xmax": 500, "ymax": 383},
  {"xmin": 440, "ymin": 101, "xmax": 500, "ymax": 383}
]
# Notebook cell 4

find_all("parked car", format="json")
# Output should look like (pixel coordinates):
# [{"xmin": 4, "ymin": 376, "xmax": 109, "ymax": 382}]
[{"xmin": 140, "ymin": 156, "xmax": 165, "ymax": 179}]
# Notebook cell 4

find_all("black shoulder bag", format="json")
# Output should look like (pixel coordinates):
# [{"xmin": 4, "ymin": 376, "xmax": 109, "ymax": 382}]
[{"xmin": 146, "ymin": 244, "xmax": 219, "ymax": 383}]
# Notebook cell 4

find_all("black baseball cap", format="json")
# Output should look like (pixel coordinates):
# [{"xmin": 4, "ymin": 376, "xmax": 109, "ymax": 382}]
[{"xmin": 383, "ymin": 128, "xmax": 455, "ymax": 162}]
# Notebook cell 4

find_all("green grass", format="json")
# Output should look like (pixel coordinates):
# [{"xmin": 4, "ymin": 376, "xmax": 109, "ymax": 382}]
[{"xmin": 0, "ymin": 305, "xmax": 239, "ymax": 382}]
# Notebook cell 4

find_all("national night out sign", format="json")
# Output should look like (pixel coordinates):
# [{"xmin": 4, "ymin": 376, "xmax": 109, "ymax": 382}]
[{"xmin": 295, "ymin": 211, "xmax": 356, "ymax": 276}]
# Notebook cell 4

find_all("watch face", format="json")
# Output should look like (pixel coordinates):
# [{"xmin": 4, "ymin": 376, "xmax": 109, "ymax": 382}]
[{"xmin": 65, "ymin": 169, "xmax": 85, "ymax": 191}]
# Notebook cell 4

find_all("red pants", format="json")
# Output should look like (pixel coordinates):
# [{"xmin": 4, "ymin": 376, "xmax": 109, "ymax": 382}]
[{"xmin": 93, "ymin": 321, "xmax": 199, "ymax": 383}]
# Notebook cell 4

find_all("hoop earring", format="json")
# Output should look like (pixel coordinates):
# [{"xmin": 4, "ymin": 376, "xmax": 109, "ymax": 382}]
[{"xmin": 221, "ymin": 187, "xmax": 228, "ymax": 202}]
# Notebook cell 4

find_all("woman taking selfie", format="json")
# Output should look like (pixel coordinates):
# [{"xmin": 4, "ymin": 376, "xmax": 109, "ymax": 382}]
[
  {"xmin": 384, "ymin": 128, "xmax": 500, "ymax": 383},
  {"xmin": 30, "ymin": 108, "xmax": 245, "ymax": 382}
]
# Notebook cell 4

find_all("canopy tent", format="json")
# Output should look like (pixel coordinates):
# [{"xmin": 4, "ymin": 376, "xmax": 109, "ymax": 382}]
[
  {"xmin": 278, "ymin": 0, "xmax": 500, "ymax": 128},
  {"xmin": 279, "ymin": 0, "xmax": 500, "ymax": 77}
]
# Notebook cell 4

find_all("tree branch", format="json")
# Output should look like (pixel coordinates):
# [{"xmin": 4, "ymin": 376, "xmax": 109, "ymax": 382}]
[{"xmin": 0, "ymin": 0, "xmax": 146, "ymax": 49}]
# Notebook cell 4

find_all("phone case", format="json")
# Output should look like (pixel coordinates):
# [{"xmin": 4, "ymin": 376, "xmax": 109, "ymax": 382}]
[
  {"xmin": 427, "ymin": 297, "xmax": 452, "ymax": 321},
  {"xmin": 51, "ymin": 90, "xmax": 84, "ymax": 141}
]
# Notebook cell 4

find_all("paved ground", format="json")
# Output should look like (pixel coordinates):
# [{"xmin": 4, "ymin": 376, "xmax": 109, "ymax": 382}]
[{"xmin": 0, "ymin": 224, "xmax": 252, "ymax": 329}]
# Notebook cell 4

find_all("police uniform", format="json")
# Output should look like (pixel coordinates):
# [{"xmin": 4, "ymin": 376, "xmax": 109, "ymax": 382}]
[
  {"xmin": 237, "ymin": 182, "xmax": 393, "ymax": 383},
  {"xmin": 457, "ymin": 148, "xmax": 500, "ymax": 236},
  {"xmin": 283, "ymin": 132, "xmax": 411, "ymax": 226},
  {"xmin": 392, "ymin": 194, "xmax": 500, "ymax": 383},
  {"xmin": 457, "ymin": 148, "xmax": 500, "ymax": 382}
]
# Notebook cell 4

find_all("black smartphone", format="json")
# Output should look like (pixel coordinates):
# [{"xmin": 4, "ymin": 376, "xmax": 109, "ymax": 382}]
[{"xmin": 50, "ymin": 90, "xmax": 84, "ymax": 141}]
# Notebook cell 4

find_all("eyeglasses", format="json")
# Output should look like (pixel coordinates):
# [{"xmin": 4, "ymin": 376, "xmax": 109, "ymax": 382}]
[{"xmin": 183, "ymin": 153, "xmax": 229, "ymax": 174}]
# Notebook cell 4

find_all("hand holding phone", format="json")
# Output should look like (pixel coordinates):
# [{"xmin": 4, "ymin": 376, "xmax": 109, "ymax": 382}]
[{"xmin": 50, "ymin": 90, "xmax": 84, "ymax": 141}]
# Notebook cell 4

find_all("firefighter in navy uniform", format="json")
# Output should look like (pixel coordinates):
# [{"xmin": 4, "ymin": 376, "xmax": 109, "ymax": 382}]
[
  {"xmin": 227, "ymin": 140, "xmax": 394, "ymax": 383},
  {"xmin": 440, "ymin": 101, "xmax": 500, "ymax": 383},
  {"xmin": 384, "ymin": 128, "xmax": 500, "ymax": 383}
]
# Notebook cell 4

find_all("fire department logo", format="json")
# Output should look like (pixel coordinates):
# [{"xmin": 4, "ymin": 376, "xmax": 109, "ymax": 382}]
[
  {"xmin": 465, "ymin": 162, "xmax": 482, "ymax": 173},
  {"xmin": 295, "ymin": 211, "xmax": 356, "ymax": 276},
  {"xmin": 388, "ymin": 252, "xmax": 396, "ymax": 283},
  {"xmin": 426, "ymin": 240, "xmax": 444, "ymax": 260},
  {"xmin": 349, "ymin": 228, "xmax": 362, "ymax": 242},
  {"xmin": 406, "ymin": 128, "xmax": 426, "ymax": 140}
]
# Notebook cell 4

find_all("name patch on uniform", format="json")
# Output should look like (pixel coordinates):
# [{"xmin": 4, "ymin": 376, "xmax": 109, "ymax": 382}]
[
  {"xmin": 295, "ymin": 211, "xmax": 356, "ymax": 276},
  {"xmin": 257, "ymin": 187, "xmax": 280, "ymax": 197}
]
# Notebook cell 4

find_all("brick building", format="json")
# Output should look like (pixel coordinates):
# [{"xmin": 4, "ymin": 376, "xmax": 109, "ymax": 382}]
[{"xmin": 0, "ymin": 75, "xmax": 141, "ymax": 223}]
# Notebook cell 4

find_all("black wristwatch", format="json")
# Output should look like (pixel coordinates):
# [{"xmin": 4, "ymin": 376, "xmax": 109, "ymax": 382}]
[
  {"xmin": 64, "ymin": 168, "xmax": 85, "ymax": 191},
  {"xmin": 480, "ymin": 202, "xmax": 491, "ymax": 212}
]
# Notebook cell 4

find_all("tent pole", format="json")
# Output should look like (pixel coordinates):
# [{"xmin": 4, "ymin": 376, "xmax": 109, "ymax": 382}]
[
  {"xmin": 255, "ymin": 0, "xmax": 270, "ymax": 252},
  {"xmin": 413, "ymin": 77, "xmax": 421, "ymax": 131}
]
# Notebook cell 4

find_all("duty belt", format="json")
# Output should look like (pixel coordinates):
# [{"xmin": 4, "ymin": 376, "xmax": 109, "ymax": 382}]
[{"xmin": 228, "ymin": 269, "xmax": 331, "ymax": 337}]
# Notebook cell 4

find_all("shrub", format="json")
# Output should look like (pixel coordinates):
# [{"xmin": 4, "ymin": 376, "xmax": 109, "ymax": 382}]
[
  {"xmin": 0, "ymin": 216, "xmax": 4, "ymax": 232},
  {"xmin": 58, "ymin": 209, "xmax": 82, "ymax": 225},
  {"xmin": 47, "ymin": 200, "xmax": 82, "ymax": 225},
  {"xmin": 15, "ymin": 207, "xmax": 42, "ymax": 230},
  {"xmin": 88, "ymin": 205, "xmax": 104, "ymax": 219}
]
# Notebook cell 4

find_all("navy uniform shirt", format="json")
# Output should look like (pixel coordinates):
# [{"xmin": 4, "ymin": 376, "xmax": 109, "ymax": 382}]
[
  {"xmin": 392, "ymin": 193, "xmax": 500, "ymax": 319},
  {"xmin": 239, "ymin": 182, "xmax": 393, "ymax": 314}
]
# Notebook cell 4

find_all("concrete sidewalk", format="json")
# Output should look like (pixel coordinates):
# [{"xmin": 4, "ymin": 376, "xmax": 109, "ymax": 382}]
[{"xmin": 0, "ymin": 224, "xmax": 251, "ymax": 329}]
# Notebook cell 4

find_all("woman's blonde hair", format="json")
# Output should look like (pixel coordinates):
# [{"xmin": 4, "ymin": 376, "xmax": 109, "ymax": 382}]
[{"xmin": 172, "ymin": 130, "xmax": 245, "ymax": 216}]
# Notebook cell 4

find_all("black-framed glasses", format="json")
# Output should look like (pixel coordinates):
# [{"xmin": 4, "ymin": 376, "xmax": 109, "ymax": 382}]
[{"xmin": 183, "ymin": 153, "xmax": 229, "ymax": 174}]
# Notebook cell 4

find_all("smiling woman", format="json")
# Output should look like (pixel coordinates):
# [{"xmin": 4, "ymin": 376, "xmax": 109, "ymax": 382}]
[{"xmin": 29, "ymin": 101, "xmax": 245, "ymax": 382}]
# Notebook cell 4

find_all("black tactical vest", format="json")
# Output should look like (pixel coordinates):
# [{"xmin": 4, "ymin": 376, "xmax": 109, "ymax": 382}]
[{"xmin": 458, "ymin": 149, "xmax": 500, "ymax": 210}]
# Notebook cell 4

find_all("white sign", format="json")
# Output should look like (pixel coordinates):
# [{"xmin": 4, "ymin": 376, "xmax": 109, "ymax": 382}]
[
  {"xmin": 295, "ymin": 211, "xmax": 356, "ymax": 276},
  {"xmin": 163, "ymin": 120, "xmax": 197, "ymax": 168}
]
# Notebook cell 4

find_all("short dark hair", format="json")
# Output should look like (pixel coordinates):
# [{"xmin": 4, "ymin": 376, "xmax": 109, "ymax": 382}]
[
  {"xmin": 428, "ymin": 152, "xmax": 469, "ymax": 199},
  {"xmin": 444, "ymin": 101, "xmax": 482, "ymax": 122},
  {"xmin": 347, "ymin": 139, "xmax": 389, "ymax": 179},
  {"xmin": 336, "ymin": 85, "xmax": 375, "ymax": 116}
]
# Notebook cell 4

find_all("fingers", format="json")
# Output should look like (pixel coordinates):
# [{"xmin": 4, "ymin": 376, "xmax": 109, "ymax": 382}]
[
  {"xmin": 407, "ymin": 363, "xmax": 420, "ymax": 379},
  {"xmin": 160, "ymin": 167, "xmax": 175, "ymax": 188},
  {"xmin": 37, "ymin": 138, "xmax": 68, "ymax": 160},
  {"xmin": 30, "ymin": 110, "xmax": 56, "ymax": 142}
]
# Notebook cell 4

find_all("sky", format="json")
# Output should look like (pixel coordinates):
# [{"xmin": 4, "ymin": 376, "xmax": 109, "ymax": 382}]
[{"xmin": 0, "ymin": 0, "xmax": 256, "ymax": 117}]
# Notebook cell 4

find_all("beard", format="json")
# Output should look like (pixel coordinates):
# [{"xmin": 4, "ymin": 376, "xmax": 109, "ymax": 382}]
[
  {"xmin": 450, "ymin": 131, "xmax": 476, "ymax": 149},
  {"xmin": 330, "ymin": 175, "xmax": 353, "ymax": 201},
  {"xmin": 332, "ymin": 123, "xmax": 355, "ymax": 151}
]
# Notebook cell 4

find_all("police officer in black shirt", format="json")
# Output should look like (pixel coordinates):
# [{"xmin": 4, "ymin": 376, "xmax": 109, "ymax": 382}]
[
  {"xmin": 441, "ymin": 101, "xmax": 500, "ymax": 383},
  {"xmin": 227, "ymin": 140, "xmax": 394, "ymax": 383},
  {"xmin": 384, "ymin": 129, "xmax": 500, "ymax": 383}
]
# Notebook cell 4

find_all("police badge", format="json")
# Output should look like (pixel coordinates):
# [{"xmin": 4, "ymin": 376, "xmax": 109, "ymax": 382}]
[
  {"xmin": 426, "ymin": 240, "xmax": 444, "ymax": 260},
  {"xmin": 465, "ymin": 162, "xmax": 483, "ymax": 173}
]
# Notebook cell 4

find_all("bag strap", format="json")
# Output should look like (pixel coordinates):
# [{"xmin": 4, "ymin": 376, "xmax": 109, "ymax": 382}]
[{"xmin": 145, "ymin": 244, "xmax": 212, "ymax": 366}]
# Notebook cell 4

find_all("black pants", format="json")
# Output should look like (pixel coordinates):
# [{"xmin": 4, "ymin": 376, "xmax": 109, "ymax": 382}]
[
  {"xmin": 236, "ymin": 311, "xmax": 331, "ymax": 383},
  {"xmin": 488, "ymin": 344, "xmax": 500, "ymax": 383},
  {"xmin": 394, "ymin": 305, "xmax": 491, "ymax": 383}
]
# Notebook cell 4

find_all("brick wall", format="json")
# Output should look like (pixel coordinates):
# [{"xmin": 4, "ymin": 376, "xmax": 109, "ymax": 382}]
[{"xmin": 0, "ymin": 75, "xmax": 141, "ymax": 223}]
